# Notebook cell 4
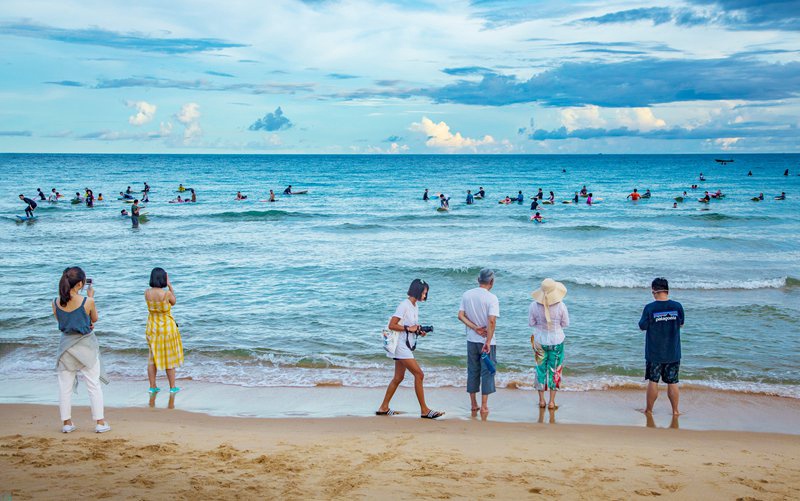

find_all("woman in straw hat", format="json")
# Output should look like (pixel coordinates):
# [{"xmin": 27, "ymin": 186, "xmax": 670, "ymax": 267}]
[{"xmin": 529, "ymin": 278, "xmax": 570, "ymax": 409}]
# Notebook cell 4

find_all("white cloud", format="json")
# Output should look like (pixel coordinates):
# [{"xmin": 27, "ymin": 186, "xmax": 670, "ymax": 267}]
[
  {"xmin": 714, "ymin": 137, "xmax": 741, "ymax": 149},
  {"xmin": 615, "ymin": 108, "xmax": 666, "ymax": 131},
  {"xmin": 126, "ymin": 100, "xmax": 157, "ymax": 126},
  {"xmin": 561, "ymin": 105, "xmax": 605, "ymax": 131},
  {"xmin": 174, "ymin": 103, "xmax": 201, "ymax": 142},
  {"xmin": 410, "ymin": 117, "xmax": 494, "ymax": 152}
]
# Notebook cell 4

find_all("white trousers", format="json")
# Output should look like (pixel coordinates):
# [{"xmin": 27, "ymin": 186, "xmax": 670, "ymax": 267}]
[{"xmin": 57, "ymin": 356, "xmax": 105, "ymax": 421}]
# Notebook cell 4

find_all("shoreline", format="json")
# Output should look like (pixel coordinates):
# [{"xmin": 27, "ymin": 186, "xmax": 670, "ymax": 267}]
[
  {"xmin": 1, "ymin": 403, "xmax": 799, "ymax": 499},
  {"xmin": 2, "ymin": 377, "xmax": 799, "ymax": 435}
]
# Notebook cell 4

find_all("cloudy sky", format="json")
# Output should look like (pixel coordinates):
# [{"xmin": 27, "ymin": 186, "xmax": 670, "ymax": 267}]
[{"xmin": 1, "ymin": 0, "xmax": 799, "ymax": 153}]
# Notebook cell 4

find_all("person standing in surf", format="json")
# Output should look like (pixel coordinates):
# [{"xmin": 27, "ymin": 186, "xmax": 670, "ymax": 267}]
[
  {"xmin": 639, "ymin": 277, "xmax": 684, "ymax": 416},
  {"xmin": 145, "ymin": 268, "xmax": 184, "ymax": 394},
  {"xmin": 458, "ymin": 269, "xmax": 499, "ymax": 418},
  {"xmin": 131, "ymin": 199, "xmax": 140, "ymax": 228},
  {"xmin": 376, "ymin": 279, "xmax": 444, "ymax": 419}
]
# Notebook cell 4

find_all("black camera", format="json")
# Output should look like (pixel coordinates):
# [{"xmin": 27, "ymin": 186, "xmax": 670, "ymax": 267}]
[{"xmin": 419, "ymin": 325, "xmax": 434, "ymax": 333}]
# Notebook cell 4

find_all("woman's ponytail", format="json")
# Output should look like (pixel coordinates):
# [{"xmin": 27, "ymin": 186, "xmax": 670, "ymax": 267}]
[{"xmin": 59, "ymin": 267, "xmax": 85, "ymax": 307}]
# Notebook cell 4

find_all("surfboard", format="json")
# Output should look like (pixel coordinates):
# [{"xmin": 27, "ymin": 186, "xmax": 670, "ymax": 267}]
[
  {"xmin": 674, "ymin": 197, "xmax": 684, "ymax": 202},
  {"xmin": 474, "ymin": 196, "xmax": 483, "ymax": 200},
  {"xmin": 751, "ymin": 197, "xmax": 762, "ymax": 202},
  {"xmin": 698, "ymin": 198, "xmax": 710, "ymax": 203},
  {"xmin": 562, "ymin": 200, "xmax": 572, "ymax": 204},
  {"xmin": 16, "ymin": 215, "xmax": 37, "ymax": 221},
  {"xmin": 288, "ymin": 190, "xmax": 308, "ymax": 195},
  {"xmin": 775, "ymin": 197, "xmax": 785, "ymax": 200},
  {"xmin": 542, "ymin": 200, "xmax": 554, "ymax": 205},
  {"xmin": 436, "ymin": 207, "xmax": 449, "ymax": 212}
]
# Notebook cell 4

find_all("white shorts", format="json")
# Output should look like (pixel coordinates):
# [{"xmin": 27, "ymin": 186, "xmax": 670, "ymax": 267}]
[{"xmin": 387, "ymin": 332, "xmax": 416, "ymax": 360}]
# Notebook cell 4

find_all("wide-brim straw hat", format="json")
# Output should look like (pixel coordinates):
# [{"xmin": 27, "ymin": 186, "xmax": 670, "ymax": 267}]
[{"xmin": 531, "ymin": 278, "xmax": 567, "ymax": 305}]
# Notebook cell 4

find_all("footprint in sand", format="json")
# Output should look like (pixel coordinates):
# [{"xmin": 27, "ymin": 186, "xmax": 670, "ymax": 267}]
[{"xmin": 634, "ymin": 489, "xmax": 662, "ymax": 496}]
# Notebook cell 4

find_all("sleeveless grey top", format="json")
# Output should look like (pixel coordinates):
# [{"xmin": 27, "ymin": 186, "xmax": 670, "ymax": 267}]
[{"xmin": 54, "ymin": 297, "xmax": 92, "ymax": 335}]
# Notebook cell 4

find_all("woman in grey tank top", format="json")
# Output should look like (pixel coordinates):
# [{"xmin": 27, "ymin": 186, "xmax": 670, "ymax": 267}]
[{"xmin": 52, "ymin": 267, "xmax": 110, "ymax": 434}]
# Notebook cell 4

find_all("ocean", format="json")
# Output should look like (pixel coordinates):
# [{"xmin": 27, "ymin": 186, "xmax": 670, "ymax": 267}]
[{"xmin": 1, "ymin": 154, "xmax": 798, "ymax": 397}]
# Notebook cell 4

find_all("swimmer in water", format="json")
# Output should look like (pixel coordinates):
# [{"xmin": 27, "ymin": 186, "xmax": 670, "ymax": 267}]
[
  {"xmin": 121, "ymin": 209, "xmax": 129, "ymax": 216},
  {"xmin": 776, "ymin": 192, "xmax": 786, "ymax": 200},
  {"xmin": 283, "ymin": 185, "xmax": 293, "ymax": 195},
  {"xmin": 784, "ymin": 169, "xmax": 789, "ymax": 176},
  {"xmin": 517, "ymin": 191, "xmax": 524, "ymax": 203},
  {"xmin": 580, "ymin": 185, "xmax": 587, "ymax": 196},
  {"xmin": 643, "ymin": 189, "xmax": 652, "ymax": 199},
  {"xmin": 700, "ymin": 191, "xmax": 710, "ymax": 202},
  {"xmin": 466, "ymin": 190, "xmax": 474, "ymax": 205},
  {"xmin": 530, "ymin": 198, "xmax": 539, "ymax": 210},
  {"xmin": 747, "ymin": 171, "xmax": 753, "ymax": 176},
  {"xmin": 531, "ymin": 212, "xmax": 543, "ymax": 223},
  {"xmin": 236, "ymin": 191, "xmax": 247, "ymax": 200},
  {"xmin": 699, "ymin": 173, "xmax": 706, "ymax": 181},
  {"xmin": 423, "ymin": 188, "xmax": 429, "ymax": 201},
  {"xmin": 547, "ymin": 191, "xmax": 555, "ymax": 203},
  {"xmin": 573, "ymin": 192, "xmax": 579, "ymax": 203},
  {"xmin": 439, "ymin": 193, "xmax": 450, "ymax": 209},
  {"xmin": 672, "ymin": 203, "xmax": 678, "ymax": 208},
  {"xmin": 190, "ymin": 189, "xmax": 196, "ymax": 202},
  {"xmin": 586, "ymin": 193, "xmax": 593, "ymax": 205},
  {"xmin": 477, "ymin": 187, "xmax": 485, "ymax": 198},
  {"xmin": 627, "ymin": 188, "xmax": 641, "ymax": 201},
  {"xmin": 268, "ymin": 189, "xmax": 276, "ymax": 202},
  {"xmin": 178, "ymin": 184, "xmax": 186, "ymax": 192},
  {"xmin": 98, "ymin": 193, "xmax": 104, "ymax": 201},
  {"xmin": 536, "ymin": 188, "xmax": 544, "ymax": 200},
  {"xmin": 503, "ymin": 196, "xmax": 512, "ymax": 205}
]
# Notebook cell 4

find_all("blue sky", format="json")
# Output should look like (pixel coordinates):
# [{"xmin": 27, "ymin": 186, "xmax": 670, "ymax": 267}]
[{"xmin": 1, "ymin": 0, "xmax": 799, "ymax": 153}]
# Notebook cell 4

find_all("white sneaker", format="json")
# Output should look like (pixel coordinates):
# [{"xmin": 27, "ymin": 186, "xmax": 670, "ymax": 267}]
[
  {"xmin": 95, "ymin": 423, "xmax": 111, "ymax": 433},
  {"xmin": 62, "ymin": 424, "xmax": 76, "ymax": 433}
]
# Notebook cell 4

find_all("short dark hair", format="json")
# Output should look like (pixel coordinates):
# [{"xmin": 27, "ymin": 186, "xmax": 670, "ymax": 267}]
[
  {"xmin": 149, "ymin": 267, "xmax": 168, "ymax": 288},
  {"xmin": 651, "ymin": 277, "xmax": 669, "ymax": 292},
  {"xmin": 407, "ymin": 278, "xmax": 429, "ymax": 301}
]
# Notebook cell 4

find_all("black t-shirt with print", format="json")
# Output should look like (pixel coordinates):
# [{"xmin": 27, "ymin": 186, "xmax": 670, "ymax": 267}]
[{"xmin": 638, "ymin": 299, "xmax": 684, "ymax": 363}]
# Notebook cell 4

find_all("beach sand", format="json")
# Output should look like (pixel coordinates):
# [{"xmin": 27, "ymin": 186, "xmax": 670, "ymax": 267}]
[{"xmin": 1, "ymin": 403, "xmax": 798, "ymax": 500}]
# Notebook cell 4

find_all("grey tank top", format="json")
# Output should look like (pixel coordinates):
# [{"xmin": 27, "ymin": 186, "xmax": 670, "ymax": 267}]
[{"xmin": 54, "ymin": 297, "xmax": 92, "ymax": 335}]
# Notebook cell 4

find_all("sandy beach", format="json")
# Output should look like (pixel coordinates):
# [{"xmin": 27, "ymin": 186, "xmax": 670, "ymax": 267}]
[{"xmin": 2, "ymin": 403, "xmax": 798, "ymax": 500}]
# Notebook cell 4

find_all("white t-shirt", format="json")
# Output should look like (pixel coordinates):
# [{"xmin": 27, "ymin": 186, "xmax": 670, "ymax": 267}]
[
  {"xmin": 459, "ymin": 287, "xmax": 500, "ymax": 345},
  {"xmin": 388, "ymin": 298, "xmax": 419, "ymax": 359}
]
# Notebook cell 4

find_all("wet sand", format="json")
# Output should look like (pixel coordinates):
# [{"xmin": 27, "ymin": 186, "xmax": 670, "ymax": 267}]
[{"xmin": 1, "ymin": 403, "xmax": 799, "ymax": 500}]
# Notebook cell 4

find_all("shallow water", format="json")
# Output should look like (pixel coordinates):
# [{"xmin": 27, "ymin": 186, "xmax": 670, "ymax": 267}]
[{"xmin": 1, "ymin": 154, "xmax": 798, "ymax": 396}]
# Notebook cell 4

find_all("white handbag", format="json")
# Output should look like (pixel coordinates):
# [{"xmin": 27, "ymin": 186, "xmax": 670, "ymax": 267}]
[{"xmin": 382, "ymin": 328, "xmax": 399, "ymax": 355}]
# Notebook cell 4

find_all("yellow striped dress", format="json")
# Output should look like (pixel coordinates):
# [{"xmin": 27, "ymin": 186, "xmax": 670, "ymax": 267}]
[{"xmin": 146, "ymin": 298, "xmax": 184, "ymax": 370}]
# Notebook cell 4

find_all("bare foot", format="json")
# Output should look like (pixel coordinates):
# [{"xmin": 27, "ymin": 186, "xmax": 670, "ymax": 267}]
[
  {"xmin": 538, "ymin": 401, "xmax": 547, "ymax": 408},
  {"xmin": 548, "ymin": 403, "xmax": 558, "ymax": 410}
]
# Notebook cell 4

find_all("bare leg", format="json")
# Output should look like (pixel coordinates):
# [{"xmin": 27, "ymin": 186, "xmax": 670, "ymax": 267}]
[
  {"xmin": 147, "ymin": 363, "xmax": 157, "ymax": 388},
  {"xmin": 480, "ymin": 394, "xmax": 489, "ymax": 419},
  {"xmin": 548, "ymin": 390, "xmax": 557, "ymax": 409},
  {"xmin": 645, "ymin": 381, "xmax": 659, "ymax": 413},
  {"xmin": 166, "ymin": 368, "xmax": 176, "ymax": 389},
  {"xmin": 537, "ymin": 390, "xmax": 546, "ymax": 408},
  {"xmin": 378, "ymin": 361, "xmax": 405, "ymax": 412},
  {"xmin": 470, "ymin": 392, "xmax": 479, "ymax": 412},
  {"xmin": 402, "ymin": 359, "xmax": 430, "ymax": 415},
  {"xmin": 667, "ymin": 383, "xmax": 680, "ymax": 415}
]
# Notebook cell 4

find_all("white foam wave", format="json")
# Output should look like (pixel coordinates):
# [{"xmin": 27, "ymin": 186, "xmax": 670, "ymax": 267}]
[{"xmin": 566, "ymin": 276, "xmax": 791, "ymax": 290}]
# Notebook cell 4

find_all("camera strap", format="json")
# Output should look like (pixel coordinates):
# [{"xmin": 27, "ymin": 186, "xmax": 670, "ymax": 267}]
[{"xmin": 404, "ymin": 327, "xmax": 417, "ymax": 352}]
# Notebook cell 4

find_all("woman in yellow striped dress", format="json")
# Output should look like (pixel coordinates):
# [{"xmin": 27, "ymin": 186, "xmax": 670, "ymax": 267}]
[{"xmin": 145, "ymin": 267, "xmax": 184, "ymax": 393}]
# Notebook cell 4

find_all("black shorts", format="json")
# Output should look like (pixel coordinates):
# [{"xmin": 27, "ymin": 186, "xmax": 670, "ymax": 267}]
[{"xmin": 645, "ymin": 361, "xmax": 680, "ymax": 384}]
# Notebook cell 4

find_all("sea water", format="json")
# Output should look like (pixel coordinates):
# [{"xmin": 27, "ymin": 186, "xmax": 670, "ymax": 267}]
[{"xmin": 1, "ymin": 154, "xmax": 798, "ymax": 397}]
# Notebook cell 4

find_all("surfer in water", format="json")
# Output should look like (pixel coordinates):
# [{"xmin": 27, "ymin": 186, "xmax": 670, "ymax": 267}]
[
  {"xmin": 477, "ymin": 187, "xmax": 485, "ymax": 198},
  {"xmin": 536, "ymin": 188, "xmax": 544, "ymax": 200},
  {"xmin": 573, "ymin": 192, "xmax": 579, "ymax": 203},
  {"xmin": 19, "ymin": 194, "xmax": 37, "ymax": 218},
  {"xmin": 627, "ymin": 188, "xmax": 642, "ymax": 201},
  {"xmin": 776, "ymin": 192, "xmax": 786, "ymax": 200},
  {"xmin": 423, "ymin": 189, "xmax": 429, "ymax": 201},
  {"xmin": 580, "ymin": 186, "xmax": 588, "ymax": 196},
  {"xmin": 235, "ymin": 191, "xmax": 248, "ymax": 200},
  {"xmin": 547, "ymin": 191, "xmax": 555, "ymax": 203},
  {"xmin": 37, "ymin": 188, "xmax": 46, "ymax": 201},
  {"xmin": 190, "ymin": 189, "xmax": 196, "ymax": 202},
  {"xmin": 530, "ymin": 198, "xmax": 539, "ymax": 211},
  {"xmin": 268, "ymin": 190, "xmax": 276, "ymax": 202},
  {"xmin": 517, "ymin": 191, "xmax": 524, "ymax": 203},
  {"xmin": 466, "ymin": 190, "xmax": 474, "ymax": 205},
  {"xmin": 283, "ymin": 185, "xmax": 293, "ymax": 195},
  {"xmin": 643, "ymin": 189, "xmax": 652, "ymax": 199},
  {"xmin": 531, "ymin": 212, "xmax": 543, "ymax": 223},
  {"xmin": 586, "ymin": 193, "xmax": 593, "ymax": 206},
  {"xmin": 439, "ymin": 193, "xmax": 450, "ymax": 210}
]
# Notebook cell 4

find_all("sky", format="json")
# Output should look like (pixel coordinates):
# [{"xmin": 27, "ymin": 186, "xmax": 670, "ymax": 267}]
[{"xmin": 1, "ymin": 0, "xmax": 799, "ymax": 154}]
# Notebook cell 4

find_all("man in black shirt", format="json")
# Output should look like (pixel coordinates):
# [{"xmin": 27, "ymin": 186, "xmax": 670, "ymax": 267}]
[
  {"xmin": 638, "ymin": 277, "xmax": 684, "ymax": 415},
  {"xmin": 19, "ymin": 194, "xmax": 37, "ymax": 217}
]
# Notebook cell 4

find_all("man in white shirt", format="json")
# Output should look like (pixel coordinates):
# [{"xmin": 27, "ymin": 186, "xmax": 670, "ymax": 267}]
[{"xmin": 458, "ymin": 268, "xmax": 499, "ymax": 417}]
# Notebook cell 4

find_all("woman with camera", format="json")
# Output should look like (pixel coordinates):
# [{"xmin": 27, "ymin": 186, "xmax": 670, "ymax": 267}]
[
  {"xmin": 376, "ymin": 279, "xmax": 445, "ymax": 419},
  {"xmin": 53, "ymin": 266, "xmax": 110, "ymax": 433},
  {"xmin": 145, "ymin": 268, "xmax": 184, "ymax": 394}
]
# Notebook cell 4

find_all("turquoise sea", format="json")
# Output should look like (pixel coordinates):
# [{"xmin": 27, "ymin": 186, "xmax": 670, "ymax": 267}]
[{"xmin": 1, "ymin": 154, "xmax": 798, "ymax": 397}]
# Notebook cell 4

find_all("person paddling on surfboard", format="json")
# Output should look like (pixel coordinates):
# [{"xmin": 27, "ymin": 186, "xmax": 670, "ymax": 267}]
[
  {"xmin": 19, "ymin": 194, "xmax": 37, "ymax": 218},
  {"xmin": 283, "ymin": 185, "xmax": 293, "ymax": 195},
  {"xmin": 477, "ymin": 187, "xmax": 485, "ymax": 198},
  {"xmin": 439, "ymin": 193, "xmax": 450, "ymax": 210}
]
